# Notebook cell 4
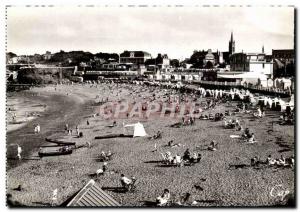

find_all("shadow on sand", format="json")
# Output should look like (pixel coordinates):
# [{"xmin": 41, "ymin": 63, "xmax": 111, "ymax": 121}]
[
  {"xmin": 102, "ymin": 186, "xmax": 127, "ymax": 193},
  {"xmin": 141, "ymin": 200, "xmax": 157, "ymax": 207},
  {"xmin": 32, "ymin": 202, "xmax": 52, "ymax": 206},
  {"xmin": 144, "ymin": 160, "xmax": 164, "ymax": 164}
]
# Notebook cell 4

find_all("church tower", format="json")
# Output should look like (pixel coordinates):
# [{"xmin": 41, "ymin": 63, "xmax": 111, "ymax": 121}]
[{"xmin": 229, "ymin": 31, "xmax": 235, "ymax": 55}]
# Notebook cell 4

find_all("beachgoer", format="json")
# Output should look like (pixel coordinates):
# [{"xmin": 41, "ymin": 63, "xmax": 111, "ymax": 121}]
[
  {"xmin": 107, "ymin": 150, "xmax": 112, "ymax": 158},
  {"xmin": 178, "ymin": 192, "xmax": 191, "ymax": 205},
  {"xmin": 120, "ymin": 174, "xmax": 133, "ymax": 190},
  {"xmin": 183, "ymin": 148, "xmax": 191, "ymax": 161},
  {"xmin": 76, "ymin": 125, "xmax": 80, "ymax": 136},
  {"xmin": 51, "ymin": 189, "xmax": 58, "ymax": 206},
  {"xmin": 175, "ymin": 154, "xmax": 182, "ymax": 166},
  {"xmin": 165, "ymin": 152, "xmax": 173, "ymax": 164},
  {"xmin": 251, "ymin": 157, "xmax": 258, "ymax": 166},
  {"xmin": 65, "ymin": 124, "xmax": 69, "ymax": 131},
  {"xmin": 192, "ymin": 153, "xmax": 198, "ymax": 162},
  {"xmin": 266, "ymin": 155, "xmax": 272, "ymax": 165},
  {"xmin": 100, "ymin": 151, "xmax": 107, "ymax": 161},
  {"xmin": 197, "ymin": 153, "xmax": 202, "ymax": 162},
  {"xmin": 102, "ymin": 162, "xmax": 108, "ymax": 173},
  {"xmin": 156, "ymin": 189, "xmax": 171, "ymax": 206},
  {"xmin": 248, "ymin": 133, "xmax": 256, "ymax": 143},
  {"xmin": 154, "ymin": 131, "xmax": 162, "ymax": 139},
  {"xmin": 243, "ymin": 128, "xmax": 251, "ymax": 139},
  {"xmin": 279, "ymin": 155, "xmax": 286, "ymax": 165},
  {"xmin": 208, "ymin": 140, "xmax": 217, "ymax": 151},
  {"xmin": 96, "ymin": 168, "xmax": 104, "ymax": 177},
  {"xmin": 290, "ymin": 156, "xmax": 295, "ymax": 167},
  {"xmin": 34, "ymin": 124, "xmax": 40, "ymax": 134},
  {"xmin": 17, "ymin": 145, "xmax": 22, "ymax": 160}
]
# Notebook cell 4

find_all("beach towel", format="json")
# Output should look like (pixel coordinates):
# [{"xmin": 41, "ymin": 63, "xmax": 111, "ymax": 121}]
[{"xmin": 230, "ymin": 135, "xmax": 241, "ymax": 138}]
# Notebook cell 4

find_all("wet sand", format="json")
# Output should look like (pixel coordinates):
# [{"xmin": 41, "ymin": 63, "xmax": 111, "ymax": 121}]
[
  {"xmin": 7, "ymin": 95, "xmax": 47, "ymax": 133},
  {"xmin": 6, "ymin": 85, "xmax": 94, "ymax": 169}
]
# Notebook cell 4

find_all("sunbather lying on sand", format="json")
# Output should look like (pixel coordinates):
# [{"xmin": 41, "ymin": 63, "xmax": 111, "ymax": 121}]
[
  {"xmin": 96, "ymin": 162, "xmax": 108, "ymax": 177},
  {"xmin": 224, "ymin": 118, "xmax": 235, "ymax": 129},
  {"xmin": 98, "ymin": 150, "xmax": 113, "ymax": 161},
  {"xmin": 120, "ymin": 174, "xmax": 137, "ymax": 191},
  {"xmin": 167, "ymin": 140, "xmax": 182, "ymax": 148}
]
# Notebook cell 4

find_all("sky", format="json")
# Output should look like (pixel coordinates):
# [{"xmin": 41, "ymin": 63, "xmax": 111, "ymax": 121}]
[{"xmin": 6, "ymin": 6, "xmax": 294, "ymax": 59}]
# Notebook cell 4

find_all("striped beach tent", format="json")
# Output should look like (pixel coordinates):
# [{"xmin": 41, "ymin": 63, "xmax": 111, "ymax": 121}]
[{"xmin": 67, "ymin": 179, "xmax": 121, "ymax": 207}]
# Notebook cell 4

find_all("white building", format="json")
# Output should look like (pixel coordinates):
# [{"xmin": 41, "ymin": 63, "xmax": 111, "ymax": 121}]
[
  {"xmin": 43, "ymin": 51, "xmax": 52, "ymax": 60},
  {"xmin": 247, "ymin": 53, "xmax": 273, "ymax": 77},
  {"xmin": 203, "ymin": 49, "xmax": 215, "ymax": 66}
]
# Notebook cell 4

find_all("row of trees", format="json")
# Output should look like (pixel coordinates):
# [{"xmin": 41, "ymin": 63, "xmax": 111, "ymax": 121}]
[{"xmin": 6, "ymin": 51, "xmax": 120, "ymax": 66}]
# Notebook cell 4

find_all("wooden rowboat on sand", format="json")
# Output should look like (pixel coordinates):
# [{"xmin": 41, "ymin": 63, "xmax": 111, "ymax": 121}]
[{"xmin": 38, "ymin": 146, "xmax": 73, "ymax": 157}]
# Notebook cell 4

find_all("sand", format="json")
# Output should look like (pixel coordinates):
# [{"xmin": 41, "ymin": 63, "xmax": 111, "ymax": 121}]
[{"xmin": 6, "ymin": 83, "xmax": 294, "ymax": 207}]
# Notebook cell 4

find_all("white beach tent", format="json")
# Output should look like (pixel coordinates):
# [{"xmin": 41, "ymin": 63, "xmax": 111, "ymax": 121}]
[
  {"xmin": 289, "ymin": 94, "xmax": 294, "ymax": 107},
  {"xmin": 124, "ymin": 122, "xmax": 148, "ymax": 137}
]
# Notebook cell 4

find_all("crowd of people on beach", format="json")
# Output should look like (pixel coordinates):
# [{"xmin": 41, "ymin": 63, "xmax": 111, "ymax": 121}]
[
  {"xmin": 8, "ymin": 80, "xmax": 295, "ymax": 207},
  {"xmin": 160, "ymin": 148, "xmax": 202, "ymax": 167}
]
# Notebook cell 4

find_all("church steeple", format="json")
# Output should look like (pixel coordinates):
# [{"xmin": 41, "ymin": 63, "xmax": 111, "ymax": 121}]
[
  {"xmin": 229, "ymin": 31, "xmax": 235, "ymax": 55},
  {"xmin": 262, "ymin": 45, "xmax": 265, "ymax": 54}
]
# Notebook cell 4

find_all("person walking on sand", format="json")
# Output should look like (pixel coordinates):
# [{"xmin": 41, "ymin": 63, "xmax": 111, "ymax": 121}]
[
  {"xmin": 17, "ymin": 145, "xmax": 22, "ymax": 160},
  {"xmin": 76, "ymin": 125, "xmax": 80, "ymax": 137},
  {"xmin": 34, "ymin": 124, "xmax": 41, "ymax": 134},
  {"xmin": 37, "ymin": 124, "xmax": 40, "ymax": 133},
  {"xmin": 65, "ymin": 124, "xmax": 69, "ymax": 131}
]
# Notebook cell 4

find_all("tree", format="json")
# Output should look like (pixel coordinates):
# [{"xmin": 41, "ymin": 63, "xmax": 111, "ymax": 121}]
[
  {"xmin": 6, "ymin": 52, "xmax": 17, "ymax": 59},
  {"xmin": 170, "ymin": 59, "xmax": 179, "ymax": 68},
  {"xmin": 94, "ymin": 52, "xmax": 119, "ymax": 62},
  {"xmin": 205, "ymin": 61, "xmax": 214, "ymax": 69},
  {"xmin": 145, "ymin": 59, "xmax": 156, "ymax": 66},
  {"xmin": 189, "ymin": 51, "xmax": 206, "ymax": 68}
]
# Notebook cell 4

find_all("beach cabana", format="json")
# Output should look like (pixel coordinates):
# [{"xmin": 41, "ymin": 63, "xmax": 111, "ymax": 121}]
[{"xmin": 67, "ymin": 179, "xmax": 121, "ymax": 207}]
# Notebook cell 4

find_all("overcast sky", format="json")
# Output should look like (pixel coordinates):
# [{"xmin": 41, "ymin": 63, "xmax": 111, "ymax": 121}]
[{"xmin": 7, "ymin": 6, "xmax": 294, "ymax": 59}]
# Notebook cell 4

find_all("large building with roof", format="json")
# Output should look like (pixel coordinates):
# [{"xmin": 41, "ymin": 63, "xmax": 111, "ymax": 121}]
[
  {"xmin": 230, "ymin": 46, "xmax": 273, "ymax": 78},
  {"xmin": 119, "ymin": 51, "xmax": 152, "ymax": 65},
  {"xmin": 272, "ymin": 49, "xmax": 295, "ymax": 77}
]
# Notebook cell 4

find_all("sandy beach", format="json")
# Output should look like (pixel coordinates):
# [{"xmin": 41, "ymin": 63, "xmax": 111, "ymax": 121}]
[{"xmin": 6, "ymin": 83, "xmax": 294, "ymax": 207}]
